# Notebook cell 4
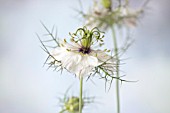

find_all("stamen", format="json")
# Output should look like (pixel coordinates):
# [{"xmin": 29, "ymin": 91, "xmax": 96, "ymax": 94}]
[{"xmin": 79, "ymin": 47, "xmax": 91, "ymax": 54}]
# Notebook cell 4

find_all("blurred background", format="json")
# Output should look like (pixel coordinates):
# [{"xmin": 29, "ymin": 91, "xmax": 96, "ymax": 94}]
[{"xmin": 0, "ymin": 0, "xmax": 170, "ymax": 113}]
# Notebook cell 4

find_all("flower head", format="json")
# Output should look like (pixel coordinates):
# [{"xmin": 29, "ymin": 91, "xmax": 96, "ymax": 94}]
[
  {"xmin": 64, "ymin": 96, "xmax": 84, "ymax": 113},
  {"xmin": 38, "ymin": 24, "xmax": 127, "ymax": 84},
  {"xmin": 81, "ymin": 0, "xmax": 147, "ymax": 30},
  {"xmin": 101, "ymin": 0, "xmax": 112, "ymax": 10},
  {"xmin": 115, "ymin": 6, "xmax": 144, "ymax": 28},
  {"xmin": 58, "ymin": 88, "xmax": 95, "ymax": 113},
  {"xmin": 48, "ymin": 26, "xmax": 114, "ymax": 78}
]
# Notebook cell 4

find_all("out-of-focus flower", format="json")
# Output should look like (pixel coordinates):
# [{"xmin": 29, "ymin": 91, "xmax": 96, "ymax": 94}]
[
  {"xmin": 101, "ymin": 0, "xmax": 112, "ymax": 10},
  {"xmin": 115, "ymin": 6, "xmax": 144, "ymax": 28},
  {"xmin": 60, "ymin": 96, "xmax": 84, "ymax": 113},
  {"xmin": 38, "ymin": 24, "xmax": 126, "ymax": 82},
  {"xmin": 81, "ymin": 0, "xmax": 147, "ymax": 30},
  {"xmin": 58, "ymin": 88, "xmax": 95, "ymax": 113}
]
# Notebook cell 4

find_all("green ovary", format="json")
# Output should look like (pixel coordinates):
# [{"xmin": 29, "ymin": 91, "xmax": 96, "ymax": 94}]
[{"xmin": 65, "ymin": 97, "xmax": 84, "ymax": 113}]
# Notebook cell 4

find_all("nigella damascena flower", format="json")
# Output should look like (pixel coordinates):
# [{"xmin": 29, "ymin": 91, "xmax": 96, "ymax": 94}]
[
  {"xmin": 49, "ymin": 33, "xmax": 114, "ymax": 78},
  {"xmin": 114, "ymin": 6, "xmax": 144, "ymax": 28},
  {"xmin": 58, "ymin": 88, "xmax": 95, "ymax": 113},
  {"xmin": 38, "ymin": 24, "xmax": 125, "ymax": 82},
  {"xmin": 59, "ymin": 96, "xmax": 84, "ymax": 113},
  {"xmin": 81, "ymin": 0, "xmax": 147, "ymax": 30}
]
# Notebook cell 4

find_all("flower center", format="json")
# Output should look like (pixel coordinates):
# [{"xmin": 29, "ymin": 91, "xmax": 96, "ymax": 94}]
[{"xmin": 79, "ymin": 47, "xmax": 91, "ymax": 54}]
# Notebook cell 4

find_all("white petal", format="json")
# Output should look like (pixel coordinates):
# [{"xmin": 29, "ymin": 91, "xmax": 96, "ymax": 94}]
[
  {"xmin": 90, "ymin": 49, "xmax": 116, "ymax": 73},
  {"xmin": 62, "ymin": 52, "xmax": 82, "ymax": 73},
  {"xmin": 90, "ymin": 50, "xmax": 113, "ymax": 62},
  {"xmin": 51, "ymin": 47, "xmax": 66, "ymax": 61},
  {"xmin": 62, "ymin": 41, "xmax": 81, "ymax": 51},
  {"xmin": 76, "ymin": 66, "xmax": 93, "ymax": 78},
  {"xmin": 87, "ymin": 55, "xmax": 98, "ymax": 67},
  {"xmin": 50, "ymin": 45, "xmax": 116, "ymax": 78},
  {"xmin": 71, "ymin": 55, "xmax": 97, "ymax": 77}
]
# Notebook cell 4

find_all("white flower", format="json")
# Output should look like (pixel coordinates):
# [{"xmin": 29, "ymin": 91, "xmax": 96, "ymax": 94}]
[
  {"xmin": 115, "ymin": 6, "xmax": 144, "ymax": 28},
  {"xmin": 48, "ymin": 27, "xmax": 115, "ymax": 78},
  {"xmin": 51, "ymin": 41, "xmax": 114, "ymax": 78},
  {"xmin": 84, "ymin": 1, "xmax": 112, "ymax": 30},
  {"xmin": 83, "ymin": 0, "xmax": 145, "ymax": 30}
]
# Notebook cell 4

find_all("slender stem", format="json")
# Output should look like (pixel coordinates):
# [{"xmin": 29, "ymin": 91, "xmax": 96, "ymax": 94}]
[
  {"xmin": 79, "ymin": 77, "xmax": 83, "ymax": 113},
  {"xmin": 118, "ymin": 0, "xmax": 121, "ymax": 7},
  {"xmin": 111, "ymin": 26, "xmax": 120, "ymax": 113}
]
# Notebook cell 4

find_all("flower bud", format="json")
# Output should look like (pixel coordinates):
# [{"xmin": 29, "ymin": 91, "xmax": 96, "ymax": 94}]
[
  {"xmin": 101, "ymin": 0, "xmax": 112, "ymax": 10},
  {"xmin": 65, "ymin": 97, "xmax": 84, "ymax": 112}
]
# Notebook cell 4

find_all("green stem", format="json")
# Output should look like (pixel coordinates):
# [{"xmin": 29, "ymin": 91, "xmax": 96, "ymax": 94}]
[
  {"xmin": 79, "ymin": 77, "xmax": 83, "ymax": 113},
  {"xmin": 111, "ymin": 26, "xmax": 120, "ymax": 113}
]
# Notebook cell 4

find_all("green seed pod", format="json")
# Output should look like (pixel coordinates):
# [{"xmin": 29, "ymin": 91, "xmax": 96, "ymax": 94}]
[
  {"xmin": 65, "ymin": 97, "xmax": 84, "ymax": 113},
  {"xmin": 101, "ymin": 0, "xmax": 112, "ymax": 9}
]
